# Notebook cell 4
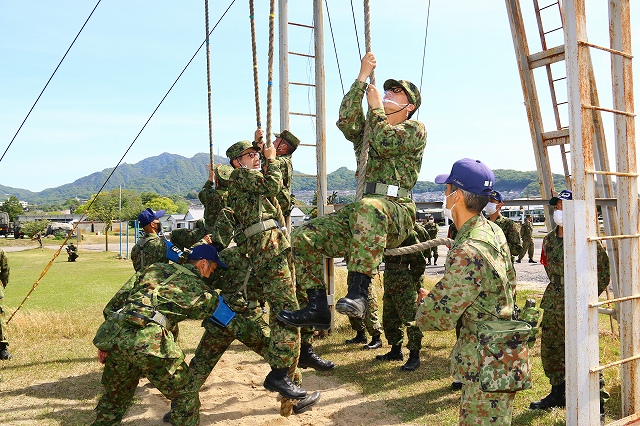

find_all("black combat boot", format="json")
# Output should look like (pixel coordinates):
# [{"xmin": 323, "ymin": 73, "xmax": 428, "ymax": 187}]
[
  {"xmin": 451, "ymin": 381, "xmax": 463, "ymax": 390},
  {"xmin": 298, "ymin": 344, "xmax": 335, "ymax": 371},
  {"xmin": 529, "ymin": 383, "xmax": 566, "ymax": 410},
  {"xmin": 162, "ymin": 411, "xmax": 171, "ymax": 424},
  {"xmin": 335, "ymin": 272, "xmax": 370, "ymax": 319},
  {"xmin": 0, "ymin": 343, "xmax": 11, "ymax": 361},
  {"xmin": 345, "ymin": 330, "xmax": 367, "ymax": 344},
  {"xmin": 375, "ymin": 344, "xmax": 403, "ymax": 361},
  {"xmin": 433, "ymin": 256, "xmax": 438, "ymax": 266},
  {"xmin": 426, "ymin": 258, "xmax": 431, "ymax": 266},
  {"xmin": 293, "ymin": 391, "xmax": 321, "ymax": 414},
  {"xmin": 264, "ymin": 367, "xmax": 307, "ymax": 400},
  {"xmin": 400, "ymin": 350, "xmax": 420, "ymax": 371},
  {"xmin": 363, "ymin": 334, "xmax": 382, "ymax": 350},
  {"xmin": 277, "ymin": 289, "xmax": 331, "ymax": 330}
]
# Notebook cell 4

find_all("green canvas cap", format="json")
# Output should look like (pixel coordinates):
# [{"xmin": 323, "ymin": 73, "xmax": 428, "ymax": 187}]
[
  {"xmin": 274, "ymin": 130, "xmax": 300, "ymax": 149},
  {"xmin": 383, "ymin": 79, "xmax": 421, "ymax": 110},
  {"xmin": 226, "ymin": 140, "xmax": 256, "ymax": 163}
]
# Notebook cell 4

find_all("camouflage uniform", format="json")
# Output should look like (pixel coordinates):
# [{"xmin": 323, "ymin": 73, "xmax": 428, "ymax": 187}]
[
  {"xmin": 346, "ymin": 271, "xmax": 383, "ymax": 338},
  {"xmin": 0, "ymin": 249, "xmax": 10, "ymax": 347},
  {"xmin": 130, "ymin": 233, "xmax": 167, "ymax": 272},
  {"xmin": 218, "ymin": 158, "xmax": 300, "ymax": 369},
  {"xmin": 424, "ymin": 221, "xmax": 439, "ymax": 264},
  {"xmin": 518, "ymin": 220, "xmax": 534, "ymax": 261},
  {"xmin": 539, "ymin": 226, "xmax": 610, "ymax": 386},
  {"xmin": 199, "ymin": 176, "xmax": 230, "ymax": 228},
  {"xmin": 493, "ymin": 215, "xmax": 522, "ymax": 261},
  {"xmin": 292, "ymin": 80, "xmax": 426, "ymax": 291},
  {"xmin": 448, "ymin": 222, "xmax": 458, "ymax": 240},
  {"xmin": 415, "ymin": 215, "xmax": 518, "ymax": 425},
  {"xmin": 276, "ymin": 154, "xmax": 294, "ymax": 220},
  {"xmin": 92, "ymin": 262, "xmax": 242, "ymax": 426},
  {"xmin": 189, "ymin": 246, "xmax": 271, "ymax": 390},
  {"xmin": 382, "ymin": 223, "xmax": 428, "ymax": 351}
]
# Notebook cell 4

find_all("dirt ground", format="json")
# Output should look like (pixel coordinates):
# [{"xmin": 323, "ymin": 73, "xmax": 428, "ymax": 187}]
[{"xmin": 119, "ymin": 342, "xmax": 404, "ymax": 426}]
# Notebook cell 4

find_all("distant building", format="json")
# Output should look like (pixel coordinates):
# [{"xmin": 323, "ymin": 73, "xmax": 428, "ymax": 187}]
[{"xmin": 165, "ymin": 208, "xmax": 204, "ymax": 231}]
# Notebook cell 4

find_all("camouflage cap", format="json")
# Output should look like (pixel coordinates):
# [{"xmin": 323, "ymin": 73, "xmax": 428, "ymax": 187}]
[
  {"xmin": 213, "ymin": 164, "xmax": 233, "ymax": 182},
  {"xmin": 274, "ymin": 130, "xmax": 300, "ymax": 150},
  {"xmin": 226, "ymin": 140, "xmax": 257, "ymax": 164},
  {"xmin": 383, "ymin": 79, "xmax": 421, "ymax": 110}
]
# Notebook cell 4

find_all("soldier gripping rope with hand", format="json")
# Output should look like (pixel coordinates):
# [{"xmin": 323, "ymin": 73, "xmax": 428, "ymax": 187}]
[{"xmin": 277, "ymin": 52, "xmax": 426, "ymax": 330}]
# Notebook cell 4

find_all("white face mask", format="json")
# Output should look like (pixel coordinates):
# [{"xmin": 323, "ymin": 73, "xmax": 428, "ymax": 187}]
[
  {"xmin": 553, "ymin": 210, "xmax": 563, "ymax": 227},
  {"xmin": 443, "ymin": 191, "xmax": 457, "ymax": 221},
  {"xmin": 484, "ymin": 202, "xmax": 498, "ymax": 216}
]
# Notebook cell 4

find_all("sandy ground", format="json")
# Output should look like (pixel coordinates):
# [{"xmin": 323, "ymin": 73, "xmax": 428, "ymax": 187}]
[{"xmin": 120, "ymin": 342, "xmax": 404, "ymax": 426}]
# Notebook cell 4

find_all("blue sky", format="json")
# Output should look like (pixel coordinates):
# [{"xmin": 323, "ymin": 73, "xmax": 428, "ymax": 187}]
[{"xmin": 1, "ymin": 1, "xmax": 639, "ymax": 192}]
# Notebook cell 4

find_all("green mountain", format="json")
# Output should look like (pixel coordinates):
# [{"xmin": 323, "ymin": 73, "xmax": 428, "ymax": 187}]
[{"xmin": 1, "ymin": 153, "xmax": 563, "ymax": 205}]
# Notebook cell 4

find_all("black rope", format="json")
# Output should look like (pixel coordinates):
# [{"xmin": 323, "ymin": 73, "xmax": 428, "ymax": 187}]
[
  {"xmin": 0, "ymin": 0, "xmax": 103, "ymax": 165},
  {"xmin": 350, "ymin": 0, "xmax": 362, "ymax": 59},
  {"xmin": 324, "ymin": 0, "xmax": 345, "ymax": 96},
  {"xmin": 417, "ymin": 0, "xmax": 432, "ymax": 120}
]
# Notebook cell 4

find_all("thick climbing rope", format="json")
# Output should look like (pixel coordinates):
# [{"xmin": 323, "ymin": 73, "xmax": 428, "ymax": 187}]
[
  {"xmin": 0, "ymin": 0, "xmax": 102, "ymax": 166},
  {"xmin": 249, "ymin": 0, "xmax": 262, "ymax": 132},
  {"xmin": 7, "ymin": 0, "xmax": 238, "ymax": 323},
  {"xmin": 266, "ymin": 0, "xmax": 275, "ymax": 146},
  {"xmin": 204, "ymin": 0, "xmax": 215, "ymax": 167},
  {"xmin": 384, "ymin": 237, "xmax": 454, "ymax": 256},
  {"xmin": 354, "ymin": 0, "xmax": 374, "ymax": 201}
]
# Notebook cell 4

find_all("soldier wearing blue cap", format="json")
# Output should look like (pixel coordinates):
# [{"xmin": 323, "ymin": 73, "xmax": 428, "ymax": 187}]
[
  {"xmin": 486, "ymin": 190, "xmax": 522, "ymax": 265},
  {"xmin": 131, "ymin": 208, "xmax": 167, "ymax": 272},
  {"xmin": 415, "ymin": 158, "xmax": 524, "ymax": 425},
  {"xmin": 530, "ymin": 189, "xmax": 610, "ymax": 417},
  {"xmin": 92, "ymin": 244, "xmax": 239, "ymax": 425},
  {"xmin": 277, "ymin": 51, "xmax": 426, "ymax": 329}
]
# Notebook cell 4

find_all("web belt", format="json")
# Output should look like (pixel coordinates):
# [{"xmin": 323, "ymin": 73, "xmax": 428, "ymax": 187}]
[{"xmin": 364, "ymin": 182, "xmax": 411, "ymax": 198}]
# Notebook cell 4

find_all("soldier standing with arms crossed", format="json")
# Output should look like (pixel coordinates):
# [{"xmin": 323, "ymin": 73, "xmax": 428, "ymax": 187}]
[
  {"xmin": 516, "ymin": 214, "xmax": 536, "ymax": 263},
  {"xmin": 416, "ymin": 159, "xmax": 525, "ymax": 425},
  {"xmin": 277, "ymin": 52, "xmax": 426, "ymax": 329}
]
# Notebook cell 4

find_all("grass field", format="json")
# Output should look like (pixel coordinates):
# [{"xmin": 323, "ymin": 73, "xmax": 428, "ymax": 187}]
[{"xmin": 0, "ymin": 248, "xmax": 624, "ymax": 425}]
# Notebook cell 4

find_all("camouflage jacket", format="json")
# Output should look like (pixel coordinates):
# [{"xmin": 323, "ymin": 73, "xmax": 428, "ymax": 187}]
[
  {"xmin": 540, "ymin": 226, "xmax": 610, "ymax": 310},
  {"xmin": 0, "ymin": 248, "xmax": 9, "ymax": 295},
  {"xmin": 199, "ymin": 180, "xmax": 229, "ymax": 227},
  {"xmin": 520, "ymin": 221, "xmax": 533, "ymax": 240},
  {"xmin": 336, "ymin": 80, "xmax": 427, "ymax": 200},
  {"xmin": 425, "ymin": 222, "xmax": 439, "ymax": 239},
  {"xmin": 131, "ymin": 233, "xmax": 168, "ymax": 272},
  {"xmin": 383, "ymin": 222, "xmax": 430, "ymax": 280},
  {"xmin": 415, "ymin": 215, "xmax": 515, "ymax": 380},
  {"xmin": 97, "ymin": 263, "xmax": 220, "ymax": 371},
  {"xmin": 494, "ymin": 215, "xmax": 523, "ymax": 258},
  {"xmin": 276, "ymin": 154, "xmax": 293, "ymax": 217},
  {"xmin": 221, "ymin": 159, "xmax": 290, "ymax": 260}
]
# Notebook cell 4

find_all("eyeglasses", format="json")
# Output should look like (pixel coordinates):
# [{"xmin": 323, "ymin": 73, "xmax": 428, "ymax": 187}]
[
  {"xmin": 387, "ymin": 87, "xmax": 405, "ymax": 94},
  {"xmin": 238, "ymin": 151, "xmax": 259, "ymax": 159}
]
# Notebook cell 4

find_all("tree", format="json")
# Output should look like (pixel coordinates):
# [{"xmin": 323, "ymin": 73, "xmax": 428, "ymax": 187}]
[
  {"xmin": 21, "ymin": 219, "xmax": 50, "ymax": 238},
  {"xmin": 1, "ymin": 196, "xmax": 24, "ymax": 221},
  {"xmin": 146, "ymin": 196, "xmax": 179, "ymax": 214}
]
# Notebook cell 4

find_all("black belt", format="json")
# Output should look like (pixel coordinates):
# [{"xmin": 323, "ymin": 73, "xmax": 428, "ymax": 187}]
[{"xmin": 385, "ymin": 263, "xmax": 410, "ymax": 270}]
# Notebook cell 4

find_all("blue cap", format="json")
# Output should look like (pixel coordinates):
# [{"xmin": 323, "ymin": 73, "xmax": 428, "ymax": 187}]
[
  {"xmin": 138, "ymin": 208, "xmax": 165, "ymax": 228},
  {"xmin": 489, "ymin": 190, "xmax": 503, "ymax": 203},
  {"xmin": 549, "ymin": 189, "xmax": 572, "ymax": 205},
  {"xmin": 435, "ymin": 158, "xmax": 495, "ymax": 196},
  {"xmin": 188, "ymin": 244, "xmax": 229, "ymax": 269}
]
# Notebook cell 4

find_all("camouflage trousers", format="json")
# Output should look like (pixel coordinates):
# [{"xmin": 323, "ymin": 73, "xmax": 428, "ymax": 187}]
[
  {"xmin": 518, "ymin": 238, "xmax": 534, "ymax": 261},
  {"xmin": 382, "ymin": 270, "xmax": 423, "ymax": 350},
  {"xmin": 347, "ymin": 272, "xmax": 383, "ymax": 336},
  {"xmin": 93, "ymin": 350, "xmax": 199, "ymax": 426},
  {"xmin": 460, "ymin": 380, "xmax": 515, "ymax": 425},
  {"xmin": 251, "ymin": 250, "xmax": 301, "ymax": 369},
  {"xmin": 190, "ymin": 306, "xmax": 270, "ymax": 390},
  {"xmin": 292, "ymin": 196, "xmax": 415, "ymax": 291},
  {"xmin": 540, "ymin": 305, "xmax": 565, "ymax": 386}
]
